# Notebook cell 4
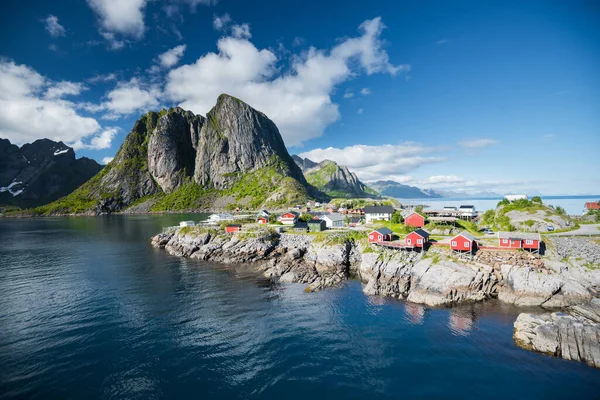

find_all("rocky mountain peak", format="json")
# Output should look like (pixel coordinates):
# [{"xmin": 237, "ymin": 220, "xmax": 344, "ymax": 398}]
[{"xmin": 194, "ymin": 94, "xmax": 306, "ymax": 189}]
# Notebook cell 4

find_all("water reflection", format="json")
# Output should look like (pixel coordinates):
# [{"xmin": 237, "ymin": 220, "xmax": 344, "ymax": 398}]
[
  {"xmin": 448, "ymin": 308, "xmax": 476, "ymax": 336},
  {"xmin": 404, "ymin": 302, "xmax": 425, "ymax": 325}
]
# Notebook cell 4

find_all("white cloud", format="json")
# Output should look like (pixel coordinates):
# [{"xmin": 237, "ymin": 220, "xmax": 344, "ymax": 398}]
[
  {"xmin": 231, "ymin": 24, "xmax": 251, "ymax": 39},
  {"xmin": 166, "ymin": 17, "xmax": 407, "ymax": 146},
  {"xmin": 88, "ymin": 73, "xmax": 117, "ymax": 83},
  {"xmin": 43, "ymin": 15, "xmax": 66, "ymax": 37},
  {"xmin": 357, "ymin": 108, "xmax": 363, "ymax": 114},
  {"xmin": 87, "ymin": 0, "xmax": 147, "ymax": 38},
  {"xmin": 213, "ymin": 13, "xmax": 231, "ymax": 31},
  {"xmin": 343, "ymin": 91, "xmax": 354, "ymax": 98},
  {"xmin": 158, "ymin": 45, "xmax": 187, "ymax": 69},
  {"xmin": 102, "ymin": 78, "xmax": 160, "ymax": 116},
  {"xmin": 102, "ymin": 156, "xmax": 114, "ymax": 164},
  {"xmin": 71, "ymin": 127, "xmax": 118, "ymax": 150},
  {"xmin": 360, "ymin": 88, "xmax": 371, "ymax": 95},
  {"xmin": 458, "ymin": 138, "xmax": 499, "ymax": 148},
  {"xmin": 437, "ymin": 39, "xmax": 449, "ymax": 45},
  {"xmin": 48, "ymin": 44, "xmax": 59, "ymax": 52},
  {"xmin": 0, "ymin": 59, "xmax": 103, "ymax": 147},
  {"xmin": 45, "ymin": 81, "xmax": 87, "ymax": 99},
  {"xmin": 298, "ymin": 143, "xmax": 444, "ymax": 181},
  {"xmin": 100, "ymin": 31, "xmax": 126, "ymax": 50}
]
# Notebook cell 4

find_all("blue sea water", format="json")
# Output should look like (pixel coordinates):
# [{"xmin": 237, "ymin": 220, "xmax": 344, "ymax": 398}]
[{"xmin": 1, "ymin": 215, "xmax": 599, "ymax": 399}]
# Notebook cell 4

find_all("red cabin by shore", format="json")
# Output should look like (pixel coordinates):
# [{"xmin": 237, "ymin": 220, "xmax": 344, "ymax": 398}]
[
  {"xmin": 368, "ymin": 227, "xmax": 393, "ymax": 243},
  {"xmin": 225, "ymin": 224, "xmax": 242, "ymax": 233},
  {"xmin": 450, "ymin": 232, "xmax": 476, "ymax": 252},
  {"xmin": 405, "ymin": 229, "xmax": 429, "ymax": 248},
  {"xmin": 404, "ymin": 212, "xmax": 425, "ymax": 228},
  {"xmin": 257, "ymin": 217, "xmax": 268, "ymax": 224},
  {"xmin": 498, "ymin": 232, "xmax": 541, "ymax": 251},
  {"xmin": 585, "ymin": 202, "xmax": 600, "ymax": 210}
]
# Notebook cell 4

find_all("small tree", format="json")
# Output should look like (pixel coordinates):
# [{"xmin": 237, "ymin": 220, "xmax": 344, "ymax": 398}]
[
  {"xmin": 415, "ymin": 205, "xmax": 424, "ymax": 214},
  {"xmin": 531, "ymin": 196, "xmax": 542, "ymax": 204},
  {"xmin": 555, "ymin": 206, "xmax": 566, "ymax": 215},
  {"xmin": 299, "ymin": 213, "xmax": 314, "ymax": 222},
  {"xmin": 391, "ymin": 211, "xmax": 403, "ymax": 224}
]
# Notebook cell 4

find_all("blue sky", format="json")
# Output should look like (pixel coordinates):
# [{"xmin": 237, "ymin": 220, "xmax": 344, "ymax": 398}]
[{"xmin": 0, "ymin": 0, "xmax": 598, "ymax": 195}]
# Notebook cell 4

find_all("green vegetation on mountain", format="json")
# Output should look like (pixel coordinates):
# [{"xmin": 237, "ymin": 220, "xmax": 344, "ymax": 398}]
[
  {"xmin": 480, "ymin": 198, "xmax": 574, "ymax": 232},
  {"xmin": 300, "ymin": 158, "xmax": 376, "ymax": 198}
]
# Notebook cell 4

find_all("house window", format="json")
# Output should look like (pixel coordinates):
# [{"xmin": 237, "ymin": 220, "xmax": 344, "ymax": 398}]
[
  {"xmin": 525, "ymin": 239, "xmax": 533, "ymax": 245},
  {"xmin": 502, "ymin": 239, "xmax": 508, "ymax": 244},
  {"xmin": 464, "ymin": 242, "xmax": 469, "ymax": 248},
  {"xmin": 451, "ymin": 241, "xmax": 457, "ymax": 247},
  {"xmin": 417, "ymin": 239, "xmax": 422, "ymax": 244},
  {"xmin": 369, "ymin": 235, "xmax": 373, "ymax": 239},
  {"xmin": 407, "ymin": 239, "xmax": 412, "ymax": 244}
]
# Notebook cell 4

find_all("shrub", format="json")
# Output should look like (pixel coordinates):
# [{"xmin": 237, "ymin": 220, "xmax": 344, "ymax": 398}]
[{"xmin": 531, "ymin": 196, "xmax": 542, "ymax": 203}]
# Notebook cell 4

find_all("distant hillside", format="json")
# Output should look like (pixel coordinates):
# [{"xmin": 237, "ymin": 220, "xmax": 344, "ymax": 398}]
[
  {"xmin": 368, "ymin": 180, "xmax": 443, "ymax": 199},
  {"xmin": 31, "ymin": 94, "xmax": 317, "ymax": 215},
  {"xmin": 436, "ymin": 189, "xmax": 501, "ymax": 198},
  {"xmin": 0, "ymin": 138, "xmax": 102, "ymax": 208},
  {"xmin": 294, "ymin": 156, "xmax": 378, "ymax": 198}
]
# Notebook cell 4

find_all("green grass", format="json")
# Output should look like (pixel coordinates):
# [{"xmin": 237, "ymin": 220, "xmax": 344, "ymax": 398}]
[
  {"xmin": 150, "ymin": 181, "xmax": 215, "ymax": 211},
  {"xmin": 313, "ymin": 230, "xmax": 367, "ymax": 245}
]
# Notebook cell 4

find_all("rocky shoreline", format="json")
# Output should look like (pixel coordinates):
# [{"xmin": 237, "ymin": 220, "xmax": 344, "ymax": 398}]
[{"xmin": 151, "ymin": 227, "xmax": 600, "ymax": 368}]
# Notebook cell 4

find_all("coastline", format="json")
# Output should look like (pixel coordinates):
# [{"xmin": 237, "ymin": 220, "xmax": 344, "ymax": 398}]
[{"xmin": 151, "ymin": 226, "xmax": 600, "ymax": 368}]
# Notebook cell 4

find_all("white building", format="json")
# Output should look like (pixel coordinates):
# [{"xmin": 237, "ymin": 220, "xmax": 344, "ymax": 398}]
[
  {"xmin": 321, "ymin": 213, "xmax": 345, "ymax": 228},
  {"xmin": 458, "ymin": 205, "xmax": 477, "ymax": 218},
  {"xmin": 364, "ymin": 205, "xmax": 394, "ymax": 223},
  {"xmin": 279, "ymin": 211, "xmax": 300, "ymax": 225},
  {"xmin": 207, "ymin": 213, "xmax": 234, "ymax": 223},
  {"xmin": 179, "ymin": 221, "xmax": 195, "ymax": 227},
  {"xmin": 505, "ymin": 194, "xmax": 528, "ymax": 202}
]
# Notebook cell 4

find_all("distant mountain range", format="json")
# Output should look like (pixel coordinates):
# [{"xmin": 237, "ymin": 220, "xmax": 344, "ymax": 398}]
[
  {"xmin": 367, "ymin": 180, "xmax": 442, "ymax": 199},
  {"xmin": 0, "ymin": 138, "xmax": 102, "ymax": 208},
  {"xmin": 292, "ymin": 156, "xmax": 378, "ymax": 198}
]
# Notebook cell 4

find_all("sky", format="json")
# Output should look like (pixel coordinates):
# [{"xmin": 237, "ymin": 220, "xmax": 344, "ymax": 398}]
[{"xmin": 0, "ymin": 0, "xmax": 598, "ymax": 196}]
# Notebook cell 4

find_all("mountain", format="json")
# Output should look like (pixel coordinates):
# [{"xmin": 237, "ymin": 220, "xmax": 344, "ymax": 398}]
[
  {"xmin": 34, "ymin": 94, "xmax": 314, "ymax": 215},
  {"xmin": 367, "ymin": 180, "xmax": 443, "ymax": 199},
  {"xmin": 293, "ymin": 156, "xmax": 378, "ymax": 198},
  {"xmin": 0, "ymin": 138, "xmax": 102, "ymax": 208}
]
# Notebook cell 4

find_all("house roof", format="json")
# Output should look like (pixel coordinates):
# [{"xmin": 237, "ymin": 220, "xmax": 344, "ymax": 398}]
[
  {"xmin": 349, "ymin": 217, "xmax": 361, "ymax": 223},
  {"xmin": 282, "ymin": 211, "xmax": 300, "ymax": 217},
  {"xmin": 375, "ymin": 227, "xmax": 393, "ymax": 235},
  {"xmin": 409, "ymin": 229, "xmax": 430, "ymax": 238},
  {"xmin": 453, "ymin": 231, "xmax": 475, "ymax": 241},
  {"xmin": 307, "ymin": 219, "xmax": 324, "ymax": 224},
  {"xmin": 458, "ymin": 205, "xmax": 475, "ymax": 209},
  {"xmin": 322, "ymin": 213, "xmax": 345, "ymax": 222},
  {"xmin": 403, "ymin": 211, "xmax": 424, "ymax": 219},
  {"xmin": 498, "ymin": 231, "xmax": 541, "ymax": 240},
  {"xmin": 364, "ymin": 205, "xmax": 394, "ymax": 214},
  {"xmin": 293, "ymin": 222, "xmax": 308, "ymax": 229}
]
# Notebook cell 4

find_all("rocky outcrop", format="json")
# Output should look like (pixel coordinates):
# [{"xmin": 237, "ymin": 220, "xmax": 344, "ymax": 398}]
[
  {"xmin": 152, "ymin": 229, "xmax": 350, "ymax": 292},
  {"xmin": 148, "ymin": 109, "xmax": 204, "ymax": 193},
  {"xmin": 358, "ymin": 249, "xmax": 498, "ymax": 306},
  {"xmin": 297, "ymin": 157, "xmax": 374, "ymax": 197},
  {"xmin": 513, "ymin": 299, "xmax": 600, "ymax": 368},
  {"xmin": 0, "ymin": 138, "xmax": 102, "ymax": 208},
  {"xmin": 194, "ymin": 95, "xmax": 306, "ymax": 190}
]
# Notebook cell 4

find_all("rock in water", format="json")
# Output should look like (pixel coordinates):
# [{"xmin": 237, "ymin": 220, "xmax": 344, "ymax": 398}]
[
  {"xmin": 513, "ymin": 301, "xmax": 600, "ymax": 369},
  {"xmin": 194, "ymin": 94, "xmax": 306, "ymax": 189}
]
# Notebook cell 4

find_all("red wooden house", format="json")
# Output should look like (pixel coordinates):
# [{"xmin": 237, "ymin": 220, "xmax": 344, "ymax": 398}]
[
  {"xmin": 585, "ymin": 202, "xmax": 600, "ymax": 210},
  {"xmin": 368, "ymin": 227, "xmax": 393, "ymax": 243},
  {"xmin": 405, "ymin": 229, "xmax": 429, "ymax": 248},
  {"xmin": 450, "ymin": 232, "xmax": 476, "ymax": 252},
  {"xmin": 225, "ymin": 224, "xmax": 242, "ymax": 233},
  {"xmin": 404, "ymin": 212, "xmax": 425, "ymax": 228},
  {"xmin": 279, "ymin": 211, "xmax": 299, "ymax": 225},
  {"xmin": 257, "ymin": 217, "xmax": 268, "ymax": 224},
  {"xmin": 498, "ymin": 232, "xmax": 541, "ymax": 252}
]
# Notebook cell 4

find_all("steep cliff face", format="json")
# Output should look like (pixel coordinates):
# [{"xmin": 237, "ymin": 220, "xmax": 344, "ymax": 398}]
[
  {"xmin": 148, "ymin": 108, "xmax": 204, "ymax": 193},
  {"xmin": 194, "ymin": 94, "xmax": 306, "ymax": 189},
  {"xmin": 0, "ymin": 138, "xmax": 102, "ymax": 208},
  {"xmin": 295, "ymin": 156, "xmax": 375, "ymax": 198},
  {"xmin": 33, "ymin": 95, "xmax": 314, "ymax": 215}
]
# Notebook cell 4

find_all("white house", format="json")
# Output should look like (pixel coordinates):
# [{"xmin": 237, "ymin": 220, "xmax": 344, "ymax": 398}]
[
  {"xmin": 364, "ymin": 205, "xmax": 394, "ymax": 223},
  {"xmin": 179, "ymin": 221, "xmax": 195, "ymax": 227},
  {"xmin": 458, "ymin": 205, "xmax": 477, "ymax": 218},
  {"xmin": 207, "ymin": 213, "xmax": 234, "ymax": 223},
  {"xmin": 257, "ymin": 210, "xmax": 271, "ymax": 218},
  {"xmin": 321, "ymin": 213, "xmax": 345, "ymax": 228},
  {"xmin": 505, "ymin": 194, "xmax": 528, "ymax": 202}
]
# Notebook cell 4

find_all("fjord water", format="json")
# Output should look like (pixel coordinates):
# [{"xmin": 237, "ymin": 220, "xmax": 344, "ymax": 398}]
[{"xmin": 1, "ymin": 216, "xmax": 599, "ymax": 399}]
